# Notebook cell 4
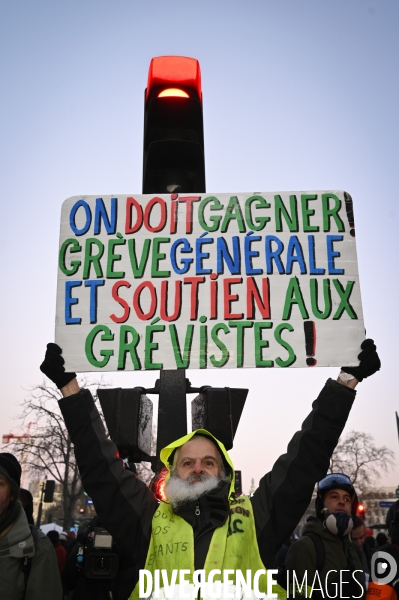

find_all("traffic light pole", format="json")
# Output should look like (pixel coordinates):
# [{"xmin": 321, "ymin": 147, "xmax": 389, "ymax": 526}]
[
  {"xmin": 36, "ymin": 481, "xmax": 45, "ymax": 528},
  {"xmin": 100, "ymin": 57, "xmax": 247, "ymax": 477},
  {"xmin": 156, "ymin": 370, "xmax": 187, "ymax": 471},
  {"xmin": 142, "ymin": 57, "xmax": 206, "ymax": 471}
]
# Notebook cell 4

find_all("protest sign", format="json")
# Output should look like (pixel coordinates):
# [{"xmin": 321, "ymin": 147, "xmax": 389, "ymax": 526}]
[{"xmin": 56, "ymin": 191, "xmax": 364, "ymax": 372}]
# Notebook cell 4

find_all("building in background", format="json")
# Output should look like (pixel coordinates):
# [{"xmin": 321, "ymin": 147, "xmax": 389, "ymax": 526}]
[
  {"xmin": 29, "ymin": 480, "xmax": 95, "ymax": 529},
  {"xmin": 361, "ymin": 486, "xmax": 397, "ymax": 533}
]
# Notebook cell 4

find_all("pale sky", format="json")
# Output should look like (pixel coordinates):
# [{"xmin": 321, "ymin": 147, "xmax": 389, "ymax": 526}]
[{"xmin": 1, "ymin": 0, "xmax": 398, "ymax": 495}]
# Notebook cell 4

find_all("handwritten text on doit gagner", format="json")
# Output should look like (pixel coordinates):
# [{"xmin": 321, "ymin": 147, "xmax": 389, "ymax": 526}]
[{"xmin": 56, "ymin": 191, "xmax": 364, "ymax": 372}]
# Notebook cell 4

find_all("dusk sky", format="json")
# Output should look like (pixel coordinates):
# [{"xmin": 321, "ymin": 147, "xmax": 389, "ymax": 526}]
[{"xmin": 1, "ymin": 1, "xmax": 398, "ymax": 494}]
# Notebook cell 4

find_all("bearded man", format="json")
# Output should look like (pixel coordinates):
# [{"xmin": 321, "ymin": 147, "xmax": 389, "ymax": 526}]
[{"xmin": 40, "ymin": 340, "xmax": 380, "ymax": 599}]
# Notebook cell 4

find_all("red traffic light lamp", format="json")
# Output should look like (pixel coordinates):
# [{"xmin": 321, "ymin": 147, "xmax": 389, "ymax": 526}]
[
  {"xmin": 357, "ymin": 503, "xmax": 366, "ymax": 521},
  {"xmin": 145, "ymin": 56, "xmax": 202, "ymax": 102},
  {"xmin": 143, "ymin": 56, "xmax": 205, "ymax": 194}
]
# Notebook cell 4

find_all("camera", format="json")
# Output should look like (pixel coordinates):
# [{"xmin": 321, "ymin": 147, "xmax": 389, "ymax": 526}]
[{"xmin": 79, "ymin": 527, "xmax": 119, "ymax": 580}]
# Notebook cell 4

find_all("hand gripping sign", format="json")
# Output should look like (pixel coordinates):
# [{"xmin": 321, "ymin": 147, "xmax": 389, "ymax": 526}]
[{"xmin": 55, "ymin": 191, "xmax": 364, "ymax": 372}]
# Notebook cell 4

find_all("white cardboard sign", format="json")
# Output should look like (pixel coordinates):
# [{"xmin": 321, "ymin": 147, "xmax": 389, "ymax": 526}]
[{"xmin": 56, "ymin": 191, "xmax": 364, "ymax": 372}]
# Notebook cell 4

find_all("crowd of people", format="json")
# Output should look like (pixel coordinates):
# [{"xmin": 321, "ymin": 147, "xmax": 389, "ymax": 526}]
[{"xmin": 1, "ymin": 338, "xmax": 398, "ymax": 599}]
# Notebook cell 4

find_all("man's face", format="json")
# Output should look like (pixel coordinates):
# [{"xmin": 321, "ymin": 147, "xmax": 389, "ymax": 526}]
[
  {"xmin": 165, "ymin": 437, "xmax": 227, "ymax": 508},
  {"xmin": 175, "ymin": 437, "xmax": 222, "ymax": 482},
  {"xmin": 323, "ymin": 487, "xmax": 352, "ymax": 516},
  {"xmin": 351, "ymin": 525, "xmax": 365, "ymax": 548},
  {"xmin": 0, "ymin": 473, "xmax": 13, "ymax": 517}
]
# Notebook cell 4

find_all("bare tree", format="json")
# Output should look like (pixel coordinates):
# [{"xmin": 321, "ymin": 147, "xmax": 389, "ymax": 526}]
[
  {"xmin": 329, "ymin": 430, "xmax": 395, "ymax": 492},
  {"xmin": 7, "ymin": 377, "xmax": 109, "ymax": 530}
]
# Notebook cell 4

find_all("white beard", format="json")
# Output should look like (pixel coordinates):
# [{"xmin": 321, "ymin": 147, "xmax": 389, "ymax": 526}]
[{"xmin": 165, "ymin": 472, "xmax": 226, "ymax": 509}]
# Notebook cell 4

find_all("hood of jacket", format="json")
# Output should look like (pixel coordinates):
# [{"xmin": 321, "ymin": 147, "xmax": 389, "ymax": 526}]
[
  {"xmin": 0, "ymin": 505, "xmax": 35, "ymax": 558},
  {"xmin": 160, "ymin": 429, "xmax": 236, "ymax": 499}
]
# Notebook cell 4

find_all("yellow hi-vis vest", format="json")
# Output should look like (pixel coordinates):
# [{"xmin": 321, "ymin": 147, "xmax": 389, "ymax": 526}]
[{"xmin": 130, "ymin": 495, "xmax": 287, "ymax": 600}]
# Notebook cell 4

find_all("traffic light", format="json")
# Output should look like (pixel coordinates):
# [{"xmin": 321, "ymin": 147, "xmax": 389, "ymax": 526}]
[
  {"xmin": 357, "ymin": 503, "xmax": 366, "ymax": 521},
  {"xmin": 143, "ymin": 56, "xmax": 205, "ymax": 194},
  {"xmin": 191, "ymin": 387, "xmax": 248, "ymax": 451},
  {"xmin": 97, "ymin": 388, "xmax": 153, "ymax": 463},
  {"xmin": 234, "ymin": 470, "xmax": 242, "ymax": 496},
  {"xmin": 43, "ymin": 480, "xmax": 55, "ymax": 503}
]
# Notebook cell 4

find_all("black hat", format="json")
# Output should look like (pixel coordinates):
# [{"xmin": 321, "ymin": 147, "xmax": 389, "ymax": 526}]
[{"xmin": 0, "ymin": 453, "xmax": 22, "ymax": 488}]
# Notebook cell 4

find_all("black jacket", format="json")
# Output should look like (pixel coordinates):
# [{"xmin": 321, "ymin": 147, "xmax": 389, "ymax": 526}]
[{"xmin": 58, "ymin": 378, "xmax": 355, "ymax": 586}]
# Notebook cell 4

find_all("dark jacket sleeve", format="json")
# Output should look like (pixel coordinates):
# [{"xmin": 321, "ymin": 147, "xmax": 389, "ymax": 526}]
[
  {"xmin": 58, "ymin": 389, "xmax": 157, "ymax": 567},
  {"xmin": 251, "ymin": 378, "xmax": 356, "ymax": 567}
]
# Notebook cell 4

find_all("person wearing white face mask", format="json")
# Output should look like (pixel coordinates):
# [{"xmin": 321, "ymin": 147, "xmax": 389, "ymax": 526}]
[{"xmin": 285, "ymin": 473, "xmax": 366, "ymax": 599}]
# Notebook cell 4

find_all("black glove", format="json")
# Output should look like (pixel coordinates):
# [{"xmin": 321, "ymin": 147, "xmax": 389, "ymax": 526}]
[
  {"xmin": 341, "ymin": 338, "xmax": 381, "ymax": 382},
  {"xmin": 40, "ymin": 343, "xmax": 77, "ymax": 389}
]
